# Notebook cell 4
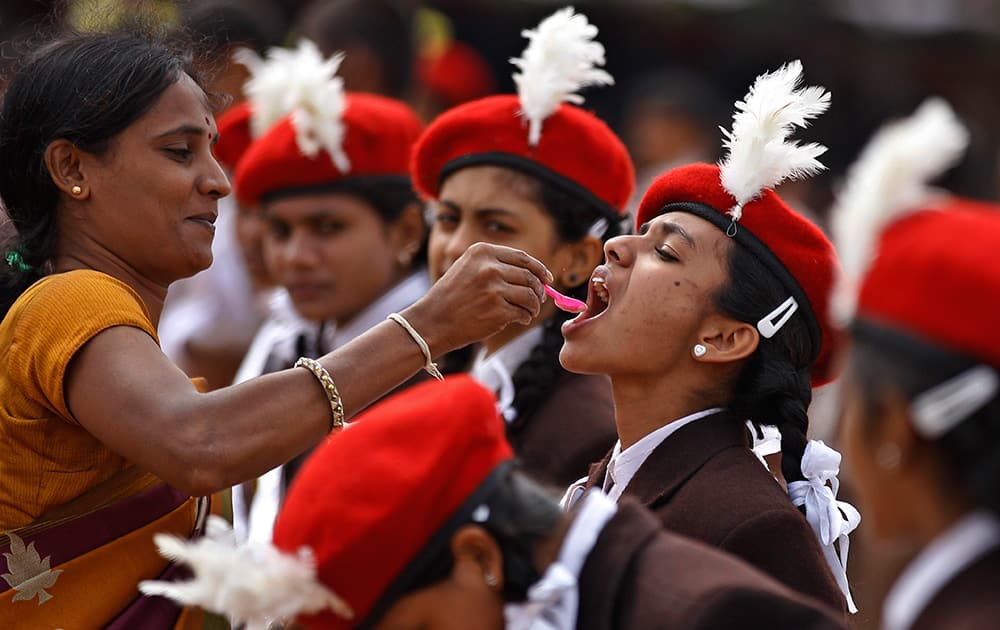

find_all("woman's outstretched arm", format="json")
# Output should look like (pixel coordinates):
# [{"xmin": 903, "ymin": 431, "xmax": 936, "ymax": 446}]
[{"xmin": 65, "ymin": 243, "xmax": 551, "ymax": 495}]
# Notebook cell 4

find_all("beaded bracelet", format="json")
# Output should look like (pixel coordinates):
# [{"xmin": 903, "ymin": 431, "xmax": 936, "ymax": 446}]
[
  {"xmin": 294, "ymin": 357, "xmax": 346, "ymax": 430},
  {"xmin": 387, "ymin": 313, "xmax": 444, "ymax": 381}
]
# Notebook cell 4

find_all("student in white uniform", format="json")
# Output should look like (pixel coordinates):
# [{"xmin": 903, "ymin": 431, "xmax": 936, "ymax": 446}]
[
  {"xmin": 831, "ymin": 99, "xmax": 1000, "ymax": 630},
  {"xmin": 228, "ymin": 47, "xmax": 431, "ymax": 542}
]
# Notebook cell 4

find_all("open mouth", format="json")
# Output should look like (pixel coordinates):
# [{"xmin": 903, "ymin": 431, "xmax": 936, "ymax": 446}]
[{"xmin": 579, "ymin": 265, "xmax": 611, "ymax": 321}]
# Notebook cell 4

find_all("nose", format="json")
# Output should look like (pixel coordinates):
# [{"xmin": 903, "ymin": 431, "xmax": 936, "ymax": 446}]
[
  {"xmin": 437, "ymin": 223, "xmax": 479, "ymax": 271},
  {"xmin": 603, "ymin": 234, "xmax": 633, "ymax": 267},
  {"xmin": 277, "ymin": 227, "xmax": 320, "ymax": 271},
  {"xmin": 200, "ymin": 152, "xmax": 232, "ymax": 199}
]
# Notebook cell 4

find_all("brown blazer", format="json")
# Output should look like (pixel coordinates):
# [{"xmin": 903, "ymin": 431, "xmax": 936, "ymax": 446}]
[
  {"xmin": 578, "ymin": 499, "xmax": 848, "ymax": 630},
  {"xmin": 507, "ymin": 371, "xmax": 618, "ymax": 489},
  {"xmin": 908, "ymin": 547, "xmax": 1000, "ymax": 630},
  {"xmin": 583, "ymin": 410, "xmax": 847, "ymax": 612}
]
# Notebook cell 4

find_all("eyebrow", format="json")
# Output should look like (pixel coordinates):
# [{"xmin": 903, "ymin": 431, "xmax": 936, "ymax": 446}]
[
  {"xmin": 156, "ymin": 124, "xmax": 219, "ymax": 146},
  {"xmin": 641, "ymin": 220, "xmax": 697, "ymax": 250},
  {"xmin": 439, "ymin": 199, "xmax": 518, "ymax": 218}
]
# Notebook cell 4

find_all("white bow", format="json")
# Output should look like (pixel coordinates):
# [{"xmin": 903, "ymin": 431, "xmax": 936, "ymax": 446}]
[
  {"xmin": 504, "ymin": 563, "xmax": 578, "ymax": 630},
  {"xmin": 787, "ymin": 440, "xmax": 862, "ymax": 614}
]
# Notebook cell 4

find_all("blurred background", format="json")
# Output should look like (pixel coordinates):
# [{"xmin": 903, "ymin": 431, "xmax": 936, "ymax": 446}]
[{"xmin": 3, "ymin": 0, "xmax": 999, "ymax": 626}]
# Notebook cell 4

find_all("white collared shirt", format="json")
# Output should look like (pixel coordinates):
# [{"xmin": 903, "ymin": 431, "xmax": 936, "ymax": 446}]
[
  {"xmin": 505, "ymin": 490, "xmax": 617, "ymax": 630},
  {"xmin": 235, "ymin": 271, "xmax": 430, "ymax": 544},
  {"xmin": 469, "ymin": 327, "xmax": 545, "ymax": 423},
  {"xmin": 882, "ymin": 511, "xmax": 1000, "ymax": 630},
  {"xmin": 602, "ymin": 408, "xmax": 724, "ymax": 501}
]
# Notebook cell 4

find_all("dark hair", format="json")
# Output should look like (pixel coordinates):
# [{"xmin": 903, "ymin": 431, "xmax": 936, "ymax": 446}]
[
  {"xmin": 182, "ymin": 0, "xmax": 288, "ymax": 58},
  {"xmin": 506, "ymin": 171, "xmax": 624, "ymax": 426},
  {"xmin": 399, "ymin": 467, "xmax": 563, "ymax": 604},
  {"xmin": 0, "ymin": 31, "xmax": 199, "ymax": 318},
  {"xmin": 712, "ymin": 241, "xmax": 816, "ymax": 485},
  {"xmin": 849, "ymin": 320, "xmax": 1000, "ymax": 514},
  {"xmin": 294, "ymin": 0, "xmax": 413, "ymax": 98}
]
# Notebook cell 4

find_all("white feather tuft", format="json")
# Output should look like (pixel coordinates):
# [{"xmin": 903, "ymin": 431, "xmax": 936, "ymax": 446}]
[
  {"xmin": 830, "ymin": 98, "xmax": 967, "ymax": 323},
  {"xmin": 510, "ymin": 7, "xmax": 613, "ymax": 146},
  {"xmin": 139, "ymin": 515, "xmax": 353, "ymax": 630},
  {"xmin": 719, "ymin": 60, "xmax": 831, "ymax": 220},
  {"xmin": 239, "ymin": 39, "xmax": 351, "ymax": 172}
]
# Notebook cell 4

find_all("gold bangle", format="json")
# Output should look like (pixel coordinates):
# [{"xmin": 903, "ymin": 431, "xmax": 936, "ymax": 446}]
[
  {"xmin": 294, "ymin": 357, "xmax": 346, "ymax": 430},
  {"xmin": 387, "ymin": 313, "xmax": 444, "ymax": 381}
]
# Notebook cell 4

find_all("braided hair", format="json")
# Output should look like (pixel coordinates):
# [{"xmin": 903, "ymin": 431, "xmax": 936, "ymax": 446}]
[
  {"xmin": 712, "ymin": 240, "xmax": 816, "ymax": 486},
  {"xmin": 506, "ymin": 172, "xmax": 623, "ymax": 426}
]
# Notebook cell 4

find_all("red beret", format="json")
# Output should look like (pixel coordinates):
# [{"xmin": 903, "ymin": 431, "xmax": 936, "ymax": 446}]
[
  {"xmin": 411, "ymin": 94, "xmax": 635, "ymax": 217},
  {"xmin": 213, "ymin": 102, "xmax": 253, "ymax": 172},
  {"xmin": 417, "ymin": 41, "xmax": 496, "ymax": 107},
  {"xmin": 858, "ymin": 201, "xmax": 1000, "ymax": 367},
  {"xmin": 636, "ymin": 162, "xmax": 840, "ymax": 387},
  {"xmin": 272, "ymin": 375, "xmax": 513, "ymax": 630},
  {"xmin": 234, "ymin": 93, "xmax": 424, "ymax": 206}
]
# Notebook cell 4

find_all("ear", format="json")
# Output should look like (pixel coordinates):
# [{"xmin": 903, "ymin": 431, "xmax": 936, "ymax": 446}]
[
  {"xmin": 450, "ymin": 524, "xmax": 505, "ymax": 594},
  {"xmin": 387, "ymin": 201, "xmax": 428, "ymax": 268},
  {"xmin": 552, "ymin": 235, "xmax": 604, "ymax": 291},
  {"xmin": 695, "ymin": 315, "xmax": 760, "ymax": 364},
  {"xmin": 44, "ymin": 139, "xmax": 91, "ymax": 200}
]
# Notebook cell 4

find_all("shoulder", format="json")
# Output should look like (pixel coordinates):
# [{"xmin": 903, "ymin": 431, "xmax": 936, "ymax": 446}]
[
  {"xmin": 10, "ymin": 270, "xmax": 156, "ymax": 338},
  {"xmin": 596, "ymin": 503, "xmax": 845, "ymax": 630},
  {"xmin": 914, "ymin": 548, "xmax": 1000, "ymax": 630}
]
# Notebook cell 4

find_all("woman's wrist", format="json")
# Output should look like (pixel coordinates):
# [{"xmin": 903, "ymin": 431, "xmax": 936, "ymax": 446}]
[{"xmin": 398, "ymin": 301, "xmax": 451, "ymax": 359}]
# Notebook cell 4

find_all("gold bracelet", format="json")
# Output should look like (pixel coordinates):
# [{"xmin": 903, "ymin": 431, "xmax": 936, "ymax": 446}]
[
  {"xmin": 387, "ymin": 313, "xmax": 444, "ymax": 381},
  {"xmin": 294, "ymin": 357, "xmax": 346, "ymax": 430}
]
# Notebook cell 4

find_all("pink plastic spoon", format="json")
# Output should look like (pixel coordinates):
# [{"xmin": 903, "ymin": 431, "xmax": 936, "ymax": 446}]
[{"xmin": 544, "ymin": 284, "xmax": 587, "ymax": 314}]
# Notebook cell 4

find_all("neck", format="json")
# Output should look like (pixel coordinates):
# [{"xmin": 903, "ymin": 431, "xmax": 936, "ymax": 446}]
[
  {"xmin": 611, "ymin": 370, "xmax": 721, "ymax": 449},
  {"xmin": 54, "ymin": 241, "xmax": 168, "ymax": 326}
]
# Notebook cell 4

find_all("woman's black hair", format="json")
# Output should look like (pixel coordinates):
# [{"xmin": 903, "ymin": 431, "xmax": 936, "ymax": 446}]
[
  {"xmin": 507, "ymin": 172, "xmax": 624, "ymax": 426},
  {"xmin": 712, "ymin": 239, "xmax": 816, "ymax": 485},
  {"xmin": 0, "ymin": 30, "xmax": 200, "ymax": 319},
  {"xmin": 849, "ymin": 320, "xmax": 1000, "ymax": 514}
]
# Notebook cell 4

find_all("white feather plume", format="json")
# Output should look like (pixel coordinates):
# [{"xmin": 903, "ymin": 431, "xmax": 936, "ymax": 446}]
[
  {"xmin": 510, "ymin": 7, "xmax": 614, "ymax": 146},
  {"xmin": 719, "ymin": 60, "xmax": 831, "ymax": 221},
  {"xmin": 139, "ymin": 515, "xmax": 353, "ymax": 630},
  {"xmin": 237, "ymin": 39, "xmax": 351, "ymax": 172},
  {"xmin": 830, "ymin": 98, "xmax": 968, "ymax": 323}
]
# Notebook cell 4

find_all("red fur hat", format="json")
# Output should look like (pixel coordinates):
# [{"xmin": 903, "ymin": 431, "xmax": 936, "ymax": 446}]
[
  {"xmin": 234, "ymin": 93, "xmax": 423, "ymax": 206},
  {"xmin": 411, "ymin": 8, "xmax": 634, "ymax": 219},
  {"xmin": 213, "ymin": 102, "xmax": 253, "ymax": 172},
  {"xmin": 273, "ymin": 376, "xmax": 513, "ymax": 630},
  {"xmin": 412, "ymin": 95, "xmax": 634, "ymax": 217},
  {"xmin": 636, "ymin": 163, "xmax": 840, "ymax": 387},
  {"xmin": 858, "ymin": 202, "xmax": 1000, "ymax": 367}
]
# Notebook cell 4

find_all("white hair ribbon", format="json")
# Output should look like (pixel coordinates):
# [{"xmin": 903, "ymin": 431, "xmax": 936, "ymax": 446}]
[{"xmin": 787, "ymin": 440, "xmax": 862, "ymax": 614}]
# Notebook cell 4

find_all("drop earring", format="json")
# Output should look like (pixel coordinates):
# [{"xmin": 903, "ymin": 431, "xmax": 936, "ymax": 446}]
[{"xmin": 693, "ymin": 344, "xmax": 707, "ymax": 358}]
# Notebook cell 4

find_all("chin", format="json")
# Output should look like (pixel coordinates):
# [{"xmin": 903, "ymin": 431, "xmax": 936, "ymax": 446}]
[{"xmin": 559, "ymin": 343, "xmax": 602, "ymax": 375}]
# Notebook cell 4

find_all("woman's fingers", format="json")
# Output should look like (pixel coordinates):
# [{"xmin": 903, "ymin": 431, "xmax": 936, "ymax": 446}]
[{"xmin": 404, "ymin": 243, "xmax": 553, "ymax": 353}]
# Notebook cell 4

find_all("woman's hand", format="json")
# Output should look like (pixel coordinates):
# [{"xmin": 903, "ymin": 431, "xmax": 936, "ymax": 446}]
[{"xmin": 402, "ymin": 242, "xmax": 553, "ymax": 356}]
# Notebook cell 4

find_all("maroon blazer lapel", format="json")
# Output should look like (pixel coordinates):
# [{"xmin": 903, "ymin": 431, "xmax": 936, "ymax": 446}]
[
  {"xmin": 621, "ymin": 410, "xmax": 748, "ymax": 508},
  {"xmin": 583, "ymin": 449, "xmax": 612, "ymax": 492}
]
